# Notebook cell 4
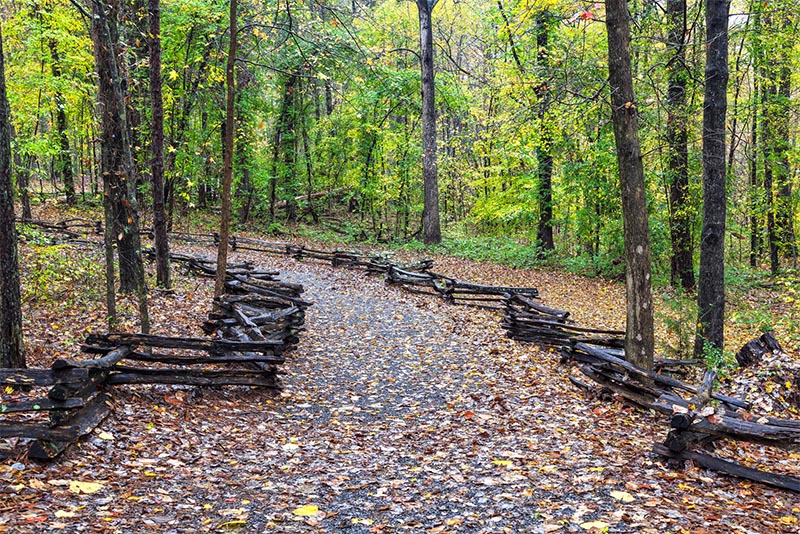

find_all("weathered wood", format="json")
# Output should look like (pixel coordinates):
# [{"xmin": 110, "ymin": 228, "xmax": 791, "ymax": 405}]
[
  {"xmin": 125, "ymin": 351, "xmax": 285, "ymax": 365},
  {"xmin": 573, "ymin": 343, "xmax": 750, "ymax": 410},
  {"xmin": 506, "ymin": 294, "xmax": 569, "ymax": 320},
  {"xmin": 578, "ymin": 364, "xmax": 660, "ymax": 409},
  {"xmin": 652, "ymin": 442, "xmax": 800, "ymax": 492},
  {"xmin": 0, "ymin": 397, "xmax": 84, "ymax": 413},
  {"xmin": 85, "ymin": 333, "xmax": 283, "ymax": 353},
  {"xmin": 106, "ymin": 367, "xmax": 279, "ymax": 387},
  {"xmin": 28, "ymin": 393, "xmax": 113, "ymax": 459},
  {"xmin": 0, "ymin": 392, "xmax": 110, "ymax": 443},
  {"xmin": 52, "ymin": 346, "xmax": 132, "ymax": 371},
  {"xmin": 0, "ymin": 368, "xmax": 89, "ymax": 387}
]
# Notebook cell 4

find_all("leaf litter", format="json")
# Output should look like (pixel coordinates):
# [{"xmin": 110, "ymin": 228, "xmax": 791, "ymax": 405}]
[{"xmin": 1, "ymin": 234, "xmax": 799, "ymax": 533}]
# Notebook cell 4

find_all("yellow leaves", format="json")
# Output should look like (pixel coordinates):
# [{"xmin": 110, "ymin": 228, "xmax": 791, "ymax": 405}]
[
  {"xmin": 168, "ymin": 70, "xmax": 179, "ymax": 81},
  {"xmin": 580, "ymin": 520, "xmax": 610, "ymax": 531},
  {"xmin": 292, "ymin": 504, "xmax": 320, "ymax": 517},
  {"xmin": 68, "ymin": 481, "xmax": 104, "ymax": 494},
  {"xmin": 491, "ymin": 459, "xmax": 514, "ymax": 468},
  {"xmin": 779, "ymin": 516, "xmax": 798, "ymax": 525},
  {"xmin": 218, "ymin": 520, "xmax": 247, "ymax": 530},
  {"xmin": 609, "ymin": 490, "xmax": 635, "ymax": 503}
]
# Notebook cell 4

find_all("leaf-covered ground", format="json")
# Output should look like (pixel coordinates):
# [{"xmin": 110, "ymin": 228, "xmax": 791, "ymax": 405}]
[{"xmin": 2, "ymin": 230, "xmax": 800, "ymax": 532}]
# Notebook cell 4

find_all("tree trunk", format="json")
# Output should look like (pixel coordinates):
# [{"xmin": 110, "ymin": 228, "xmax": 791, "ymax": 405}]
[
  {"xmin": 149, "ymin": 0, "xmax": 170, "ymax": 288},
  {"xmin": 665, "ymin": 0, "xmax": 695, "ymax": 291},
  {"xmin": 749, "ymin": 76, "xmax": 759, "ymax": 268},
  {"xmin": 48, "ymin": 38, "xmax": 76, "ymax": 205},
  {"xmin": 694, "ymin": 0, "xmax": 729, "ymax": 356},
  {"xmin": 91, "ymin": 0, "xmax": 150, "ymax": 332},
  {"xmin": 535, "ymin": 12, "xmax": 554, "ymax": 252},
  {"xmin": 215, "ymin": 0, "xmax": 237, "ymax": 299},
  {"xmin": 416, "ymin": 0, "xmax": 441, "ymax": 244},
  {"xmin": 606, "ymin": 0, "xmax": 654, "ymax": 369},
  {"xmin": 0, "ymin": 28, "xmax": 25, "ymax": 368}
]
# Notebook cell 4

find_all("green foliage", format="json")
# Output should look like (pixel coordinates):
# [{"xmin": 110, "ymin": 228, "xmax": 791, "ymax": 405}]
[
  {"xmin": 700, "ymin": 340, "xmax": 737, "ymax": 379},
  {"xmin": 657, "ymin": 290, "xmax": 697, "ymax": 359},
  {"xmin": 22, "ymin": 245, "xmax": 104, "ymax": 306}
]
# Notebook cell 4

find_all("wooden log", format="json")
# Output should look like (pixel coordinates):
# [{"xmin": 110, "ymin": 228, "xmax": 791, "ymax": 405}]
[
  {"xmin": 506, "ymin": 294, "xmax": 569, "ymax": 320},
  {"xmin": 105, "ymin": 367, "xmax": 279, "ymax": 388},
  {"xmin": 0, "ymin": 368, "xmax": 89, "ymax": 387},
  {"xmin": 573, "ymin": 343, "xmax": 750, "ymax": 410},
  {"xmin": 0, "ymin": 397, "xmax": 84, "ymax": 413},
  {"xmin": 0, "ymin": 392, "xmax": 111, "ymax": 443},
  {"xmin": 85, "ymin": 333, "xmax": 283, "ymax": 353},
  {"xmin": 578, "ymin": 365, "xmax": 659, "ymax": 410},
  {"xmin": 657, "ymin": 391, "xmax": 800, "ymax": 430},
  {"xmin": 125, "ymin": 351, "xmax": 285, "ymax": 365},
  {"xmin": 28, "ymin": 393, "xmax": 113, "ymax": 460},
  {"xmin": 652, "ymin": 442, "xmax": 800, "ymax": 492},
  {"xmin": 52, "ymin": 346, "xmax": 132, "ymax": 371}
]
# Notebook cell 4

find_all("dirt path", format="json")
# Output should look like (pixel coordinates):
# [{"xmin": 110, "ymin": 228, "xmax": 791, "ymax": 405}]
[{"xmin": 2, "ymin": 252, "xmax": 798, "ymax": 533}]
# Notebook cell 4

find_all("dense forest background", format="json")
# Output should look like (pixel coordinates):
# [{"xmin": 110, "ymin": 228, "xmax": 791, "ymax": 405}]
[{"xmin": 1, "ymin": 0, "xmax": 798, "ymax": 350}]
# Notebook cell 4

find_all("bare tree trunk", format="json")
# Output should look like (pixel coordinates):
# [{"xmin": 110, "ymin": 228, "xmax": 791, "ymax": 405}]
[
  {"xmin": 535, "ymin": 12, "xmax": 554, "ymax": 252},
  {"xmin": 49, "ymin": 38, "xmax": 76, "ymax": 205},
  {"xmin": 91, "ymin": 0, "xmax": 150, "ymax": 333},
  {"xmin": 749, "ymin": 77, "xmax": 760, "ymax": 268},
  {"xmin": 665, "ymin": 0, "xmax": 695, "ymax": 291},
  {"xmin": 606, "ymin": 0, "xmax": 654, "ymax": 369},
  {"xmin": 416, "ymin": 0, "xmax": 441, "ymax": 244},
  {"xmin": 694, "ymin": 0, "xmax": 729, "ymax": 356},
  {"xmin": 0, "ymin": 28, "xmax": 25, "ymax": 368},
  {"xmin": 149, "ymin": 0, "xmax": 170, "ymax": 288},
  {"xmin": 215, "ymin": 0, "xmax": 237, "ymax": 298}
]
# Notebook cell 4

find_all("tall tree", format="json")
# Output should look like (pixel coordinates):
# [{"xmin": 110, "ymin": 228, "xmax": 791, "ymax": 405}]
[
  {"xmin": 416, "ymin": 0, "xmax": 441, "ymax": 244},
  {"xmin": 606, "ymin": 0, "xmax": 654, "ymax": 369},
  {"xmin": 694, "ymin": 0, "xmax": 729, "ymax": 356},
  {"xmin": 48, "ymin": 33, "xmax": 76, "ymax": 205},
  {"xmin": 149, "ymin": 0, "xmax": 170, "ymax": 288},
  {"xmin": 91, "ymin": 0, "xmax": 150, "ymax": 332},
  {"xmin": 0, "ymin": 26, "xmax": 25, "ymax": 368},
  {"xmin": 759, "ymin": 5, "xmax": 796, "ymax": 271},
  {"xmin": 215, "ymin": 0, "xmax": 236, "ymax": 298},
  {"xmin": 665, "ymin": 0, "xmax": 694, "ymax": 291},
  {"xmin": 535, "ymin": 11, "xmax": 554, "ymax": 252}
]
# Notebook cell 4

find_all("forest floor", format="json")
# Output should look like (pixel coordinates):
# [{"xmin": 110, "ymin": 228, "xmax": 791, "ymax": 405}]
[{"xmin": 2, "ymin": 207, "xmax": 800, "ymax": 533}]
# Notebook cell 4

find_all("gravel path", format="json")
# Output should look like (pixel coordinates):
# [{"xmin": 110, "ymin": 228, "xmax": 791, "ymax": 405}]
[{"xmin": 3, "ymin": 254, "xmax": 797, "ymax": 533}]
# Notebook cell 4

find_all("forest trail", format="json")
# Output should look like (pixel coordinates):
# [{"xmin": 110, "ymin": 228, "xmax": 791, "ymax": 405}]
[{"xmin": 4, "ymin": 250, "xmax": 798, "ymax": 533}]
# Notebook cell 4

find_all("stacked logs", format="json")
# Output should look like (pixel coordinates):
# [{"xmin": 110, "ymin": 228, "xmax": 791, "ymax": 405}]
[
  {"xmin": 386, "ymin": 266, "xmax": 539, "ymax": 309},
  {"xmin": 503, "ymin": 294, "xmax": 624, "ymax": 348},
  {"xmin": 563, "ymin": 342, "xmax": 800, "ymax": 492},
  {"xmin": 0, "ymin": 348, "xmax": 128, "ymax": 459},
  {"xmin": 1, "ymin": 253, "xmax": 310, "ymax": 459}
]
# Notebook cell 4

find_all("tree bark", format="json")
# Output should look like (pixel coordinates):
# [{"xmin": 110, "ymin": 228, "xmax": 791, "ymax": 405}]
[
  {"xmin": 149, "ymin": 0, "xmax": 171, "ymax": 289},
  {"xmin": 606, "ymin": 0, "xmax": 654, "ymax": 369},
  {"xmin": 416, "ymin": 0, "xmax": 441, "ymax": 244},
  {"xmin": 0, "ymin": 28, "xmax": 25, "ymax": 368},
  {"xmin": 665, "ymin": 0, "xmax": 695, "ymax": 291},
  {"xmin": 535, "ymin": 12, "xmax": 554, "ymax": 252},
  {"xmin": 49, "ymin": 39, "xmax": 76, "ymax": 206},
  {"xmin": 215, "ymin": 0, "xmax": 237, "ymax": 298},
  {"xmin": 694, "ymin": 0, "xmax": 729, "ymax": 356},
  {"xmin": 91, "ymin": 0, "xmax": 150, "ymax": 332}
]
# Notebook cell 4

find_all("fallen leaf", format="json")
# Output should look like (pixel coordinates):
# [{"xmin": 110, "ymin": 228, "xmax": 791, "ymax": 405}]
[
  {"xmin": 292, "ymin": 504, "xmax": 319, "ymax": 517},
  {"xmin": 580, "ymin": 520, "xmax": 610, "ymax": 531},
  {"xmin": 610, "ymin": 490, "xmax": 635, "ymax": 503},
  {"xmin": 69, "ymin": 481, "xmax": 104, "ymax": 494}
]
